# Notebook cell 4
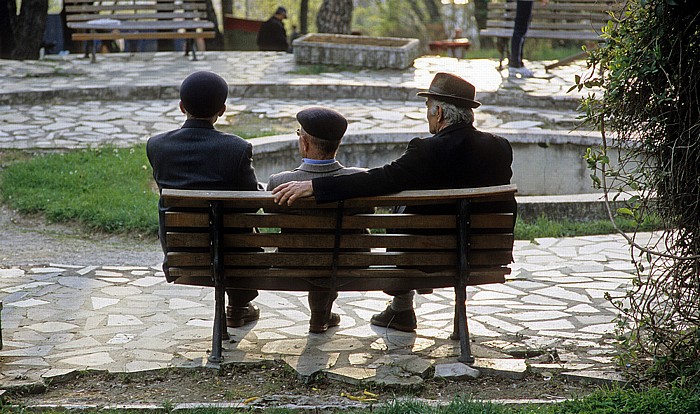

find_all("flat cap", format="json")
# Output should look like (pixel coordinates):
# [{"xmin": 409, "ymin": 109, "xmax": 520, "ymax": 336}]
[
  {"xmin": 275, "ymin": 6, "xmax": 287, "ymax": 15},
  {"xmin": 179, "ymin": 71, "xmax": 228, "ymax": 118},
  {"xmin": 296, "ymin": 107, "xmax": 348, "ymax": 141}
]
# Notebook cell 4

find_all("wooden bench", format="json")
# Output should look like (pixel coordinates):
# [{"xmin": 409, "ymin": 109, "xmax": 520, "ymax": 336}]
[
  {"xmin": 65, "ymin": 0, "xmax": 216, "ymax": 62},
  {"xmin": 160, "ymin": 185, "xmax": 517, "ymax": 364},
  {"xmin": 428, "ymin": 38, "xmax": 472, "ymax": 59},
  {"xmin": 480, "ymin": 0, "xmax": 621, "ymax": 71}
]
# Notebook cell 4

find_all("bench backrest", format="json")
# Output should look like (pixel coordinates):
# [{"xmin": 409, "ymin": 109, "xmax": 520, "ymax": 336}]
[
  {"xmin": 483, "ymin": 0, "xmax": 622, "ymax": 40},
  {"xmin": 160, "ymin": 185, "xmax": 518, "ymax": 293},
  {"xmin": 64, "ymin": 0, "xmax": 210, "ymax": 23}
]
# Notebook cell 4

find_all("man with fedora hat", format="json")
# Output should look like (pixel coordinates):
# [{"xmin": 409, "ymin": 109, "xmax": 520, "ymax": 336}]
[
  {"xmin": 268, "ymin": 106, "xmax": 367, "ymax": 333},
  {"xmin": 272, "ymin": 72, "xmax": 513, "ymax": 332},
  {"xmin": 257, "ymin": 6, "xmax": 290, "ymax": 52},
  {"xmin": 147, "ymin": 71, "xmax": 263, "ymax": 329}
]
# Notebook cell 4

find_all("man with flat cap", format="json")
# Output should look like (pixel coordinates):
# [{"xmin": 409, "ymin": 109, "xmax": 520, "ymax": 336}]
[
  {"xmin": 147, "ymin": 71, "xmax": 263, "ymax": 329},
  {"xmin": 268, "ymin": 107, "xmax": 366, "ymax": 333},
  {"xmin": 272, "ymin": 72, "xmax": 513, "ymax": 332},
  {"xmin": 257, "ymin": 6, "xmax": 289, "ymax": 52}
]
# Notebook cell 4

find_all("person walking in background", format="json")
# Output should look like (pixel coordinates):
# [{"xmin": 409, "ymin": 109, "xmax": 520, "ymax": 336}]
[
  {"xmin": 257, "ymin": 6, "xmax": 290, "ymax": 52},
  {"xmin": 271, "ymin": 72, "xmax": 513, "ymax": 332},
  {"xmin": 147, "ymin": 71, "xmax": 263, "ymax": 329},
  {"xmin": 268, "ymin": 107, "xmax": 367, "ymax": 333},
  {"xmin": 509, "ymin": 0, "xmax": 549, "ymax": 78}
]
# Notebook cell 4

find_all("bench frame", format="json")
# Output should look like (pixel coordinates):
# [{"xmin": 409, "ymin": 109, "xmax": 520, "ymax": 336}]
[
  {"xmin": 160, "ymin": 185, "xmax": 518, "ymax": 364},
  {"xmin": 480, "ymin": 0, "xmax": 620, "ymax": 71},
  {"xmin": 65, "ymin": 0, "xmax": 216, "ymax": 62}
]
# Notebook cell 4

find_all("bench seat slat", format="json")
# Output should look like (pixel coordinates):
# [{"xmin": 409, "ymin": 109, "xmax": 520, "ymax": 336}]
[
  {"xmin": 168, "ymin": 267, "xmax": 510, "ymax": 287},
  {"xmin": 165, "ymin": 232, "xmax": 514, "ymax": 250},
  {"xmin": 166, "ymin": 250, "xmax": 514, "ymax": 268}
]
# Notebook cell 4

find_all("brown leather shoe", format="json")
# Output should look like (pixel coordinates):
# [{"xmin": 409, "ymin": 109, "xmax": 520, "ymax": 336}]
[
  {"xmin": 370, "ymin": 305, "xmax": 417, "ymax": 332},
  {"xmin": 226, "ymin": 303, "xmax": 260, "ymax": 328},
  {"xmin": 309, "ymin": 312, "xmax": 341, "ymax": 333}
]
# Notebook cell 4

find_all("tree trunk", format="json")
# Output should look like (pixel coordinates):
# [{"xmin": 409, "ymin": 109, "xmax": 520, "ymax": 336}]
[
  {"xmin": 300, "ymin": 0, "xmax": 309, "ymax": 34},
  {"xmin": 4, "ymin": 0, "xmax": 48, "ymax": 60},
  {"xmin": 205, "ymin": 0, "xmax": 223, "ymax": 50},
  {"xmin": 422, "ymin": 0, "xmax": 441, "ymax": 23},
  {"xmin": 316, "ymin": 0, "xmax": 353, "ymax": 34}
]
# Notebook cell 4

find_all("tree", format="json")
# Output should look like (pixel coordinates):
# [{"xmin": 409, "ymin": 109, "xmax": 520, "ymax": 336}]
[
  {"xmin": 577, "ymin": 0, "xmax": 700, "ymax": 381},
  {"xmin": 1, "ymin": 0, "xmax": 48, "ymax": 60},
  {"xmin": 316, "ymin": 0, "xmax": 353, "ymax": 34},
  {"xmin": 300, "ymin": 0, "xmax": 309, "ymax": 34}
]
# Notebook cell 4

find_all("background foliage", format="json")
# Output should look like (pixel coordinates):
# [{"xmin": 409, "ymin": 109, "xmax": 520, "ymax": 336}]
[{"xmin": 577, "ymin": 0, "xmax": 700, "ymax": 381}]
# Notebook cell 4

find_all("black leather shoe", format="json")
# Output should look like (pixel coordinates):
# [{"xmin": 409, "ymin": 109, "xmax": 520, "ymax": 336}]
[
  {"xmin": 370, "ymin": 305, "xmax": 417, "ymax": 332},
  {"xmin": 226, "ymin": 303, "xmax": 260, "ymax": 328}
]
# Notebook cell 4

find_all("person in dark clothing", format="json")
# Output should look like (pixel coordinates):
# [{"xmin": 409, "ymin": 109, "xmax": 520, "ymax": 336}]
[
  {"xmin": 257, "ymin": 6, "xmax": 289, "ymax": 52},
  {"xmin": 271, "ymin": 72, "xmax": 514, "ymax": 332},
  {"xmin": 147, "ymin": 71, "xmax": 263, "ymax": 329},
  {"xmin": 268, "ymin": 107, "xmax": 366, "ymax": 334},
  {"xmin": 509, "ymin": 0, "xmax": 549, "ymax": 78}
]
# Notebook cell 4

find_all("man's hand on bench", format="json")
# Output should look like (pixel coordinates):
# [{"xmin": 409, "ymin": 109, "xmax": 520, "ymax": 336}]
[{"xmin": 272, "ymin": 180, "xmax": 313, "ymax": 206}]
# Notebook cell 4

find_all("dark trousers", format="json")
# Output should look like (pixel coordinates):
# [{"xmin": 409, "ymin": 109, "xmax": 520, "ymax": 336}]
[{"xmin": 509, "ymin": 0, "xmax": 534, "ymax": 68}]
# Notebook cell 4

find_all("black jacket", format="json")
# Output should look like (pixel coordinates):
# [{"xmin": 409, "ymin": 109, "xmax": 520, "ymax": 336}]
[
  {"xmin": 146, "ymin": 119, "xmax": 261, "ymax": 282},
  {"xmin": 257, "ymin": 17, "xmax": 288, "ymax": 51},
  {"xmin": 312, "ymin": 122, "xmax": 513, "ymax": 208}
]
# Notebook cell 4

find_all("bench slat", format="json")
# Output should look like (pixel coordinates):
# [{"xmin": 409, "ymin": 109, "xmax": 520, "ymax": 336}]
[
  {"xmin": 68, "ymin": 21, "xmax": 214, "ymax": 30},
  {"xmin": 166, "ymin": 250, "xmax": 514, "ymax": 268},
  {"xmin": 66, "ymin": 12, "xmax": 208, "ymax": 22},
  {"xmin": 165, "ymin": 232, "xmax": 514, "ymax": 250},
  {"xmin": 165, "ymin": 211, "xmax": 514, "ymax": 230},
  {"xmin": 71, "ymin": 31, "xmax": 215, "ymax": 41},
  {"xmin": 65, "ymin": 4, "xmax": 207, "ymax": 13},
  {"xmin": 160, "ymin": 185, "xmax": 518, "ymax": 208},
  {"xmin": 168, "ymin": 267, "xmax": 510, "ymax": 288}
]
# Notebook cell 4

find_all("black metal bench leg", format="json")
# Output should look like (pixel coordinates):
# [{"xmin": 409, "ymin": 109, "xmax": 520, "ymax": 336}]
[
  {"xmin": 209, "ymin": 286, "xmax": 225, "ymax": 363},
  {"xmin": 454, "ymin": 287, "xmax": 474, "ymax": 364}
]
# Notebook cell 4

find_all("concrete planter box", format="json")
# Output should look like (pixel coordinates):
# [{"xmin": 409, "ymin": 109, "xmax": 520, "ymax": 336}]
[{"xmin": 293, "ymin": 33, "xmax": 420, "ymax": 69}]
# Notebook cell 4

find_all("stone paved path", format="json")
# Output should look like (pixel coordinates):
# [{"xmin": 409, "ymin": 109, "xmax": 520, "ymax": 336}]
[{"xmin": 0, "ymin": 51, "xmax": 636, "ymax": 402}]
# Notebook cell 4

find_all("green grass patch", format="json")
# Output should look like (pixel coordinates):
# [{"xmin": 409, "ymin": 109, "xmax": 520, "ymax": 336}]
[
  {"xmin": 452, "ymin": 44, "xmax": 585, "ymax": 62},
  {"xmin": 515, "ymin": 214, "xmax": 663, "ymax": 241},
  {"xmin": 0, "ymin": 146, "xmax": 158, "ymax": 235}
]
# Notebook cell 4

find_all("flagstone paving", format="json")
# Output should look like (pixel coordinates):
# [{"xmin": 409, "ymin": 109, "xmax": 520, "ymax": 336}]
[
  {"xmin": 0, "ymin": 51, "xmax": 639, "ymax": 402},
  {"xmin": 0, "ymin": 233, "xmax": 646, "ymax": 392}
]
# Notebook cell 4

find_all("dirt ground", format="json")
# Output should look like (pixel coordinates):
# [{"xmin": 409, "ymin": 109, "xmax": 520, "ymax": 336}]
[{"xmin": 5, "ymin": 359, "xmax": 594, "ymax": 408}]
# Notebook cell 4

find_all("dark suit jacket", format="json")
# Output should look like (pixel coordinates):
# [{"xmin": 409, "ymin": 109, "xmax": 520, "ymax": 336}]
[
  {"xmin": 257, "ymin": 17, "xmax": 288, "ymax": 51},
  {"xmin": 312, "ymin": 122, "xmax": 513, "ymax": 211},
  {"xmin": 146, "ymin": 119, "xmax": 261, "ymax": 281}
]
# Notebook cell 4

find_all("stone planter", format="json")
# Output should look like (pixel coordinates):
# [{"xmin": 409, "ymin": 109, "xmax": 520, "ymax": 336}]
[{"xmin": 293, "ymin": 33, "xmax": 420, "ymax": 69}]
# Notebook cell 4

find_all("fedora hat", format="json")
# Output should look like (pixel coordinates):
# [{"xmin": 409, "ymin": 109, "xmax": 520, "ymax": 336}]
[{"xmin": 417, "ymin": 72, "xmax": 481, "ymax": 108}]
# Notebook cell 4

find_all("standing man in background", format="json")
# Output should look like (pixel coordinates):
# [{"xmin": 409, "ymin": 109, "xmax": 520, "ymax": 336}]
[
  {"xmin": 509, "ymin": 0, "xmax": 549, "ymax": 78},
  {"xmin": 257, "ymin": 6, "xmax": 289, "ymax": 52}
]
